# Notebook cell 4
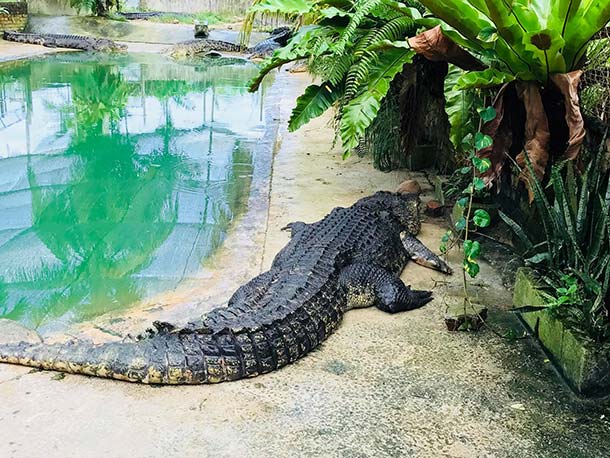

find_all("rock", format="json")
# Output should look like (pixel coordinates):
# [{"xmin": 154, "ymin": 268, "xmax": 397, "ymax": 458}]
[
  {"xmin": 396, "ymin": 179, "xmax": 422, "ymax": 195},
  {"xmin": 425, "ymin": 199, "xmax": 444, "ymax": 217},
  {"xmin": 0, "ymin": 319, "xmax": 42, "ymax": 345},
  {"xmin": 444, "ymin": 303, "xmax": 488, "ymax": 332}
]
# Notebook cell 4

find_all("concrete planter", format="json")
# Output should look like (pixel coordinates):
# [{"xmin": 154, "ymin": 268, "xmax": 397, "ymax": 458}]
[
  {"xmin": 0, "ymin": 2, "xmax": 27, "ymax": 32},
  {"xmin": 513, "ymin": 267, "xmax": 610, "ymax": 397}
]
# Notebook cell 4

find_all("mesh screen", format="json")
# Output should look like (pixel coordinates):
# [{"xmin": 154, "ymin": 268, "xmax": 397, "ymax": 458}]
[{"xmin": 580, "ymin": 27, "xmax": 610, "ymax": 125}]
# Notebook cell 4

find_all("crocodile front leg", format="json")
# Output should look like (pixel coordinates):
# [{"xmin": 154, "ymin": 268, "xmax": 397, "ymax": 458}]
[
  {"xmin": 400, "ymin": 232, "xmax": 453, "ymax": 274},
  {"xmin": 280, "ymin": 221, "xmax": 309, "ymax": 237},
  {"xmin": 339, "ymin": 263, "xmax": 433, "ymax": 313}
]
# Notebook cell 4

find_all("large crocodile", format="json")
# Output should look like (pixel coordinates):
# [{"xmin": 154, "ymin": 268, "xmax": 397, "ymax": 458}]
[
  {"xmin": 3, "ymin": 31, "xmax": 127, "ymax": 53},
  {"xmin": 167, "ymin": 27, "xmax": 292, "ymax": 58},
  {"xmin": 0, "ymin": 189, "xmax": 451, "ymax": 384}
]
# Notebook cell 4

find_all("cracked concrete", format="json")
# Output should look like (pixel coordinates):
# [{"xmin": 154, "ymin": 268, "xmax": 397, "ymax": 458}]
[{"xmin": 0, "ymin": 65, "xmax": 609, "ymax": 457}]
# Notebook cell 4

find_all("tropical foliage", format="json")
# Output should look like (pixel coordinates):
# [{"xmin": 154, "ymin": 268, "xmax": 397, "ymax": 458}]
[
  {"xmin": 245, "ymin": 0, "xmax": 610, "ymax": 336},
  {"xmin": 502, "ymin": 143, "xmax": 610, "ymax": 343},
  {"xmin": 246, "ymin": 0, "xmax": 427, "ymax": 157},
  {"xmin": 412, "ymin": 0, "xmax": 610, "ymax": 191},
  {"xmin": 418, "ymin": 0, "xmax": 610, "ymax": 82}
]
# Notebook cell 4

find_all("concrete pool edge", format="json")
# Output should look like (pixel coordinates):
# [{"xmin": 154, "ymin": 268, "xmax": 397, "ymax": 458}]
[{"xmin": 0, "ymin": 39, "xmax": 72, "ymax": 63}]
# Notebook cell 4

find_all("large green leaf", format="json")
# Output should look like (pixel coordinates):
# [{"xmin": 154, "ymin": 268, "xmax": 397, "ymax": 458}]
[
  {"xmin": 417, "ymin": 0, "xmax": 610, "ymax": 83},
  {"xmin": 418, "ymin": 0, "xmax": 493, "ymax": 43},
  {"xmin": 288, "ymin": 82, "xmax": 343, "ymax": 131},
  {"xmin": 454, "ymin": 68, "xmax": 514, "ymax": 90},
  {"xmin": 339, "ymin": 48, "xmax": 415, "ymax": 154},
  {"xmin": 444, "ymin": 65, "xmax": 478, "ymax": 151},
  {"xmin": 563, "ymin": 0, "xmax": 610, "ymax": 68},
  {"xmin": 340, "ymin": 91, "xmax": 381, "ymax": 156}
]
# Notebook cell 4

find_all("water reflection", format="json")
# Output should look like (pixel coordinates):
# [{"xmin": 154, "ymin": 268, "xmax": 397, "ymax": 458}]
[{"xmin": 0, "ymin": 53, "xmax": 268, "ymax": 331}]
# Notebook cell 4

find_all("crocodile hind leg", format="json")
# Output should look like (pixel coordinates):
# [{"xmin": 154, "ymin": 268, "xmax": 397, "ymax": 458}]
[
  {"xmin": 339, "ymin": 263, "xmax": 433, "ymax": 313},
  {"xmin": 400, "ymin": 232, "xmax": 453, "ymax": 274}
]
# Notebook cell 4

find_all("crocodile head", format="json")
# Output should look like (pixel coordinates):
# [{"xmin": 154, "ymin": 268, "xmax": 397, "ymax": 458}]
[
  {"xmin": 96, "ymin": 39, "xmax": 128, "ymax": 53},
  {"xmin": 395, "ymin": 180, "xmax": 422, "ymax": 235},
  {"xmin": 396, "ymin": 193, "xmax": 422, "ymax": 236},
  {"xmin": 356, "ymin": 191, "xmax": 422, "ymax": 235}
]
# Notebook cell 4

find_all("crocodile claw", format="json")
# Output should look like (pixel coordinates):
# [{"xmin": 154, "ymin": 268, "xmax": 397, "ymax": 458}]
[{"xmin": 401, "ymin": 232, "xmax": 453, "ymax": 275}]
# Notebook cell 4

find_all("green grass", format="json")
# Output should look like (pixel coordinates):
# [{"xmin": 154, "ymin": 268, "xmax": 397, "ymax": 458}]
[
  {"xmin": 116, "ymin": 10, "xmax": 238, "ymax": 26},
  {"xmin": 158, "ymin": 12, "xmax": 233, "ymax": 25}
]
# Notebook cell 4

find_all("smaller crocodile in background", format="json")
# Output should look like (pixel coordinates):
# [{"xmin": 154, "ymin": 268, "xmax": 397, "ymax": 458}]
[
  {"xmin": 167, "ymin": 27, "xmax": 292, "ymax": 59},
  {"xmin": 3, "ymin": 31, "xmax": 127, "ymax": 53},
  {"xmin": 116, "ymin": 11, "xmax": 163, "ymax": 20}
]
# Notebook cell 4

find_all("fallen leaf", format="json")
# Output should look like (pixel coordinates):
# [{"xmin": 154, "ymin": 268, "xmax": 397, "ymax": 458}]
[{"xmin": 515, "ymin": 81, "xmax": 551, "ymax": 201}]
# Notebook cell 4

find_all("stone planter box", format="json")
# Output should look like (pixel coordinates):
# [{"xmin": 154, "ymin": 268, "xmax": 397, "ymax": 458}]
[
  {"xmin": 0, "ymin": 2, "xmax": 27, "ymax": 33},
  {"xmin": 513, "ymin": 268, "xmax": 610, "ymax": 397}
]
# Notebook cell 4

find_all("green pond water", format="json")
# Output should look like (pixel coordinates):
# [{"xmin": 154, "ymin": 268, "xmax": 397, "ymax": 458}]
[{"xmin": 0, "ymin": 53, "xmax": 270, "ymax": 332}]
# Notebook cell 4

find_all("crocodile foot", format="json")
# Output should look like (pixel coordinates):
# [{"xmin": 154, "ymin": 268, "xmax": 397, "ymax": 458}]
[
  {"xmin": 339, "ymin": 263, "xmax": 433, "ymax": 313},
  {"xmin": 400, "ymin": 233, "xmax": 453, "ymax": 274}
]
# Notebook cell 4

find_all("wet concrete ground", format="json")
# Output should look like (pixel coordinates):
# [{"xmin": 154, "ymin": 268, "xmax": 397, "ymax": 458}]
[{"xmin": 0, "ymin": 48, "xmax": 609, "ymax": 456}]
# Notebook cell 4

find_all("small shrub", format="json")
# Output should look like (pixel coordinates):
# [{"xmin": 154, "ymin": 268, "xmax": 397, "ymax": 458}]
[{"xmin": 502, "ymin": 142, "xmax": 610, "ymax": 343}]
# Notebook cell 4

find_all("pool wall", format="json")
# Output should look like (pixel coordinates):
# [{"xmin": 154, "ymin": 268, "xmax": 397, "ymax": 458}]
[{"xmin": 141, "ymin": 0, "xmax": 250, "ymax": 15}]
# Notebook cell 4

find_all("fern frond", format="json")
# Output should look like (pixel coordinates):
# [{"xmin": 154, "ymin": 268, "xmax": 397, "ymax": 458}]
[
  {"xmin": 334, "ymin": 0, "xmax": 383, "ymax": 54},
  {"xmin": 249, "ymin": 25, "xmax": 330, "ymax": 91},
  {"xmin": 288, "ymin": 81, "xmax": 344, "ymax": 131},
  {"xmin": 340, "ymin": 48, "xmax": 415, "ymax": 154},
  {"xmin": 373, "ymin": 15, "xmax": 415, "ymax": 42},
  {"xmin": 342, "ymin": 16, "xmax": 415, "ymax": 101},
  {"xmin": 308, "ymin": 53, "xmax": 355, "ymax": 85},
  {"xmin": 344, "ymin": 49, "xmax": 377, "ymax": 100}
]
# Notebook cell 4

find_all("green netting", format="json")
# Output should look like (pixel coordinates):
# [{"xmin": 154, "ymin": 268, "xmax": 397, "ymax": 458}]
[{"xmin": 581, "ymin": 27, "xmax": 610, "ymax": 125}]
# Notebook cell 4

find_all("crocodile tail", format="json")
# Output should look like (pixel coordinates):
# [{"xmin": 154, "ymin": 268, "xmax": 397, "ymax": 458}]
[
  {"xmin": 0, "ymin": 306, "xmax": 334, "ymax": 384},
  {"xmin": 0, "ymin": 330, "xmax": 248, "ymax": 385},
  {"xmin": 0, "ymin": 323, "xmax": 304, "ymax": 385}
]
